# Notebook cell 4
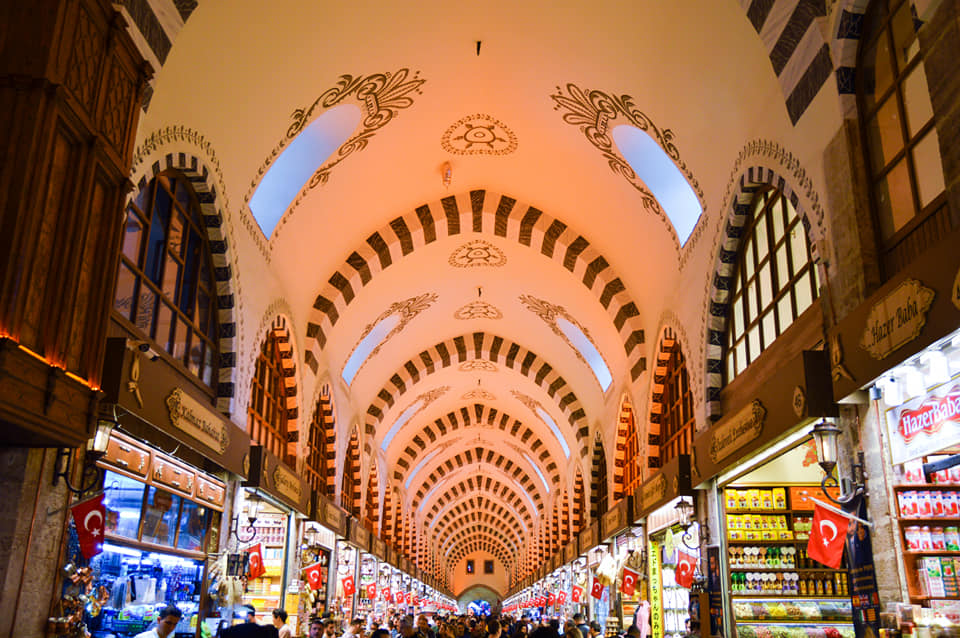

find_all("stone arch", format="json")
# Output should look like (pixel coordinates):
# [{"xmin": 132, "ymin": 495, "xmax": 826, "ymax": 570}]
[
  {"xmin": 705, "ymin": 153, "xmax": 826, "ymax": 421},
  {"xmin": 423, "ymin": 477, "xmax": 535, "ymax": 529},
  {"xmin": 304, "ymin": 190, "xmax": 647, "ymax": 382},
  {"xmin": 341, "ymin": 428, "xmax": 361, "ymax": 517},
  {"xmin": 365, "ymin": 332, "xmax": 587, "ymax": 457},
  {"xmin": 573, "ymin": 466, "xmax": 586, "ymax": 535},
  {"xmin": 128, "ymin": 152, "xmax": 239, "ymax": 415},
  {"xmin": 614, "ymin": 392, "xmax": 641, "ymax": 500},
  {"xmin": 392, "ymin": 403, "xmax": 561, "ymax": 486},
  {"xmin": 433, "ymin": 496, "xmax": 529, "ymax": 537},
  {"xmin": 364, "ymin": 458, "xmax": 381, "ymax": 535},
  {"xmin": 830, "ymin": 0, "xmax": 881, "ymax": 117},
  {"xmin": 590, "ymin": 434, "xmax": 608, "ymax": 521},
  {"xmin": 449, "ymin": 540, "xmax": 513, "ymax": 572},
  {"xmin": 438, "ymin": 519, "xmax": 522, "ymax": 557}
]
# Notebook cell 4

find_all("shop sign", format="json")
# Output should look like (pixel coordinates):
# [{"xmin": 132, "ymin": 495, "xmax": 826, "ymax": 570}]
[
  {"xmin": 601, "ymin": 497, "xmax": 629, "ymax": 539},
  {"xmin": 323, "ymin": 500, "xmax": 346, "ymax": 536},
  {"xmin": 642, "ymin": 473, "xmax": 667, "ymax": 511},
  {"xmin": 579, "ymin": 524, "xmax": 596, "ymax": 553},
  {"xmin": 859, "ymin": 279, "xmax": 935, "ymax": 360},
  {"xmin": 648, "ymin": 539, "xmax": 662, "ymax": 638},
  {"xmin": 709, "ymin": 399, "xmax": 766, "ymax": 463},
  {"xmin": 888, "ymin": 383, "xmax": 960, "ymax": 464},
  {"xmin": 165, "ymin": 387, "xmax": 229, "ymax": 454},
  {"xmin": 272, "ymin": 463, "xmax": 301, "ymax": 505}
]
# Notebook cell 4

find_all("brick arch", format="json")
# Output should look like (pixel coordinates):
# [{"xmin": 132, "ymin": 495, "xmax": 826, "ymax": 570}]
[
  {"xmin": 590, "ymin": 434, "xmax": 608, "ymax": 521},
  {"xmin": 307, "ymin": 384, "xmax": 338, "ymax": 498},
  {"xmin": 447, "ymin": 534, "xmax": 515, "ymax": 566},
  {"xmin": 830, "ymin": 0, "xmax": 889, "ymax": 117},
  {"xmin": 364, "ymin": 458, "xmax": 381, "ymax": 535},
  {"xmin": 392, "ymin": 403, "xmax": 561, "ymax": 486},
  {"xmin": 573, "ymin": 466, "xmax": 585, "ymax": 535},
  {"xmin": 440, "ymin": 523, "xmax": 520, "ymax": 561},
  {"xmin": 739, "ymin": 0, "xmax": 836, "ymax": 125},
  {"xmin": 433, "ymin": 496, "xmax": 529, "ymax": 538},
  {"xmin": 341, "ymin": 428, "xmax": 361, "ymax": 517},
  {"xmin": 449, "ymin": 540, "xmax": 513, "ymax": 572},
  {"xmin": 411, "ymin": 449, "xmax": 547, "ymax": 510},
  {"xmin": 130, "ymin": 153, "xmax": 238, "ymax": 414},
  {"xmin": 705, "ymin": 161, "xmax": 823, "ymax": 421},
  {"xmin": 422, "ymin": 477, "xmax": 535, "ymax": 529},
  {"xmin": 365, "ymin": 332, "xmax": 587, "ymax": 457},
  {"xmin": 614, "ymin": 393, "xmax": 641, "ymax": 500},
  {"xmin": 304, "ymin": 190, "xmax": 647, "ymax": 381},
  {"xmin": 269, "ymin": 317, "xmax": 300, "ymax": 460},
  {"xmin": 438, "ymin": 517, "xmax": 523, "ymax": 556}
]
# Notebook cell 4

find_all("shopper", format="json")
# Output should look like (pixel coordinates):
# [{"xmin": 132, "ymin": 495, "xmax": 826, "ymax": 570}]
[
  {"xmin": 344, "ymin": 618, "xmax": 365, "ymax": 638},
  {"xmin": 418, "ymin": 615, "xmax": 436, "ymax": 638},
  {"xmin": 399, "ymin": 616, "xmax": 418, "ymax": 638},
  {"xmin": 136, "ymin": 605, "xmax": 182, "ymax": 638},
  {"xmin": 273, "ymin": 609, "xmax": 292, "ymax": 638},
  {"xmin": 572, "ymin": 615, "xmax": 588, "ymax": 638},
  {"xmin": 309, "ymin": 620, "xmax": 325, "ymax": 638}
]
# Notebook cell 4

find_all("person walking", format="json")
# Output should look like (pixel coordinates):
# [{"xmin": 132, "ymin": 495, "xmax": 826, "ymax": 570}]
[
  {"xmin": 135, "ymin": 606, "xmax": 182, "ymax": 638},
  {"xmin": 272, "ymin": 609, "xmax": 292, "ymax": 638}
]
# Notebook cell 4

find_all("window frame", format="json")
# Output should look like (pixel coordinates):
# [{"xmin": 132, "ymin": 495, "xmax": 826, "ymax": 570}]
[
  {"xmin": 247, "ymin": 331, "xmax": 289, "ymax": 459},
  {"xmin": 659, "ymin": 342, "xmax": 694, "ymax": 466}
]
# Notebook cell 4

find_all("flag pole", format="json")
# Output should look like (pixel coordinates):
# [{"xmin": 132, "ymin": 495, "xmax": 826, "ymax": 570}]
[{"xmin": 810, "ymin": 497, "xmax": 872, "ymax": 527}]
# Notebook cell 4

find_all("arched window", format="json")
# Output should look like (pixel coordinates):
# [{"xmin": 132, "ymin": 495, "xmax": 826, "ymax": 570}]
[
  {"xmin": 574, "ymin": 468, "xmax": 585, "ymax": 536},
  {"xmin": 659, "ymin": 333, "xmax": 695, "ymax": 466},
  {"xmin": 561, "ymin": 489, "xmax": 571, "ymax": 545},
  {"xmin": 615, "ymin": 398, "xmax": 642, "ymax": 499},
  {"xmin": 590, "ymin": 436, "xmax": 608, "ymax": 521},
  {"xmin": 365, "ymin": 462, "xmax": 380, "ymax": 535},
  {"xmin": 306, "ymin": 391, "xmax": 335, "ymax": 496},
  {"xmin": 858, "ymin": 0, "xmax": 947, "ymax": 275},
  {"xmin": 114, "ymin": 171, "xmax": 219, "ymax": 388},
  {"xmin": 725, "ymin": 188, "xmax": 819, "ymax": 382},
  {"xmin": 248, "ymin": 331, "xmax": 288, "ymax": 460},
  {"xmin": 341, "ymin": 430, "xmax": 360, "ymax": 517}
]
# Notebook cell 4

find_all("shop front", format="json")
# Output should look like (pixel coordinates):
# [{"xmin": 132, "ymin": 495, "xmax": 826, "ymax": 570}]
[
  {"xmin": 368, "ymin": 537, "xmax": 389, "ymax": 619},
  {"xmin": 599, "ymin": 497, "xmax": 635, "ymax": 633},
  {"xmin": 239, "ymin": 445, "xmax": 311, "ymax": 626},
  {"xmin": 333, "ymin": 518, "xmax": 369, "ymax": 619},
  {"xmin": 577, "ymin": 521, "xmax": 609, "ymax": 628},
  {"xmin": 298, "ymin": 493, "xmax": 347, "ymax": 626},
  {"xmin": 692, "ymin": 349, "xmax": 851, "ymax": 638},
  {"xmin": 829, "ymin": 240, "xmax": 960, "ymax": 628}
]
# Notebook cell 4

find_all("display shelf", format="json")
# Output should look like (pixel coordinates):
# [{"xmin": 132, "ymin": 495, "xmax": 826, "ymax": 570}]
[
  {"xmin": 728, "ymin": 539, "xmax": 802, "ymax": 545},
  {"xmin": 731, "ymin": 595, "xmax": 850, "ymax": 600},
  {"xmin": 734, "ymin": 621, "xmax": 856, "ymax": 625},
  {"xmin": 905, "ymin": 550, "xmax": 960, "ymax": 556},
  {"xmin": 909, "ymin": 595, "xmax": 960, "ymax": 601},
  {"xmin": 894, "ymin": 484, "xmax": 960, "ymax": 491},
  {"xmin": 730, "ymin": 568, "xmax": 838, "ymax": 573}
]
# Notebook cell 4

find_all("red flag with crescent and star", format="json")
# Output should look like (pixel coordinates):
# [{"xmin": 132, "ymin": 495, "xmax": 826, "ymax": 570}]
[
  {"xmin": 341, "ymin": 574, "xmax": 356, "ymax": 597},
  {"xmin": 382, "ymin": 585, "xmax": 392, "ymax": 602},
  {"xmin": 620, "ymin": 566, "xmax": 639, "ymax": 595},
  {"xmin": 807, "ymin": 502, "xmax": 850, "ymax": 568},
  {"xmin": 366, "ymin": 582, "xmax": 377, "ymax": 599},
  {"xmin": 70, "ymin": 493, "xmax": 105, "ymax": 559},
  {"xmin": 303, "ymin": 561, "xmax": 324, "ymax": 591},
  {"xmin": 571, "ymin": 585, "xmax": 583, "ymax": 603},
  {"xmin": 675, "ymin": 551, "xmax": 697, "ymax": 589},
  {"xmin": 247, "ymin": 543, "xmax": 266, "ymax": 578},
  {"xmin": 590, "ymin": 577, "xmax": 604, "ymax": 600}
]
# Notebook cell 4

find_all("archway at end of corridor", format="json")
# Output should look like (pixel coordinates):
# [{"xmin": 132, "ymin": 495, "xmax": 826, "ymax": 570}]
[{"xmin": 457, "ymin": 584, "xmax": 502, "ymax": 615}]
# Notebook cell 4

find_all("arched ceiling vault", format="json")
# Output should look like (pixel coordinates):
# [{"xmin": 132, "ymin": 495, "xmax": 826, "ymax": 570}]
[{"xmin": 139, "ymin": 0, "xmax": 823, "ymax": 582}]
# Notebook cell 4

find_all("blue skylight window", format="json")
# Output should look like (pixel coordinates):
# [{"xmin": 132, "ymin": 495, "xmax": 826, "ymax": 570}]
[
  {"xmin": 556, "ymin": 316, "xmax": 612, "ymax": 391},
  {"xmin": 523, "ymin": 453, "xmax": 550, "ymax": 494},
  {"xmin": 380, "ymin": 398, "xmax": 422, "ymax": 452},
  {"xmin": 612, "ymin": 124, "xmax": 702, "ymax": 245},
  {"xmin": 249, "ymin": 104, "xmax": 361, "ymax": 238},
  {"xmin": 406, "ymin": 447, "xmax": 444, "ymax": 489},
  {"xmin": 535, "ymin": 406, "xmax": 570, "ymax": 459},
  {"xmin": 343, "ymin": 313, "xmax": 401, "ymax": 386}
]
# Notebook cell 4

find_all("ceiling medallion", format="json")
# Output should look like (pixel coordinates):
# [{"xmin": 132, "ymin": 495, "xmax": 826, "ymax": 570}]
[
  {"xmin": 454, "ymin": 300, "xmax": 503, "ymax": 320},
  {"xmin": 448, "ymin": 240, "xmax": 507, "ymax": 268},
  {"xmin": 441, "ymin": 114, "xmax": 518, "ymax": 156},
  {"xmin": 459, "ymin": 360, "xmax": 498, "ymax": 373},
  {"xmin": 463, "ymin": 389, "xmax": 497, "ymax": 401}
]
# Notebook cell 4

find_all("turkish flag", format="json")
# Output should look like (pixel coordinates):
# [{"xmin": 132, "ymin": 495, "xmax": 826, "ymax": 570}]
[
  {"xmin": 675, "ymin": 551, "xmax": 697, "ymax": 589},
  {"xmin": 557, "ymin": 591, "xmax": 567, "ymax": 604},
  {"xmin": 571, "ymin": 585, "xmax": 583, "ymax": 602},
  {"xmin": 807, "ymin": 502, "xmax": 850, "ymax": 568},
  {"xmin": 341, "ymin": 574, "xmax": 356, "ymax": 596},
  {"xmin": 247, "ymin": 543, "xmax": 266, "ymax": 578},
  {"xmin": 398, "ymin": 591, "xmax": 407, "ymax": 604},
  {"xmin": 547, "ymin": 591, "xmax": 556, "ymax": 605},
  {"xmin": 70, "ymin": 493, "xmax": 106, "ymax": 559},
  {"xmin": 621, "ymin": 566, "xmax": 639, "ymax": 595},
  {"xmin": 412, "ymin": 595, "xmax": 419, "ymax": 605},
  {"xmin": 590, "ymin": 577, "xmax": 604, "ymax": 600},
  {"xmin": 303, "ymin": 561, "xmax": 324, "ymax": 591},
  {"xmin": 383, "ymin": 585, "xmax": 392, "ymax": 601},
  {"xmin": 366, "ymin": 582, "xmax": 377, "ymax": 599}
]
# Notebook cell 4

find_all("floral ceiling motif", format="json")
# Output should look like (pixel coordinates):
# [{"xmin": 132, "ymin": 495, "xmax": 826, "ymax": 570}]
[
  {"xmin": 462, "ymin": 389, "xmax": 497, "ymax": 401},
  {"xmin": 441, "ymin": 113, "xmax": 518, "ymax": 156},
  {"xmin": 518, "ymin": 293, "xmax": 610, "ymax": 377},
  {"xmin": 458, "ymin": 360, "xmax": 499, "ymax": 373},
  {"xmin": 448, "ymin": 240, "xmax": 507, "ymax": 268},
  {"xmin": 454, "ymin": 300, "xmax": 503, "ymax": 320}
]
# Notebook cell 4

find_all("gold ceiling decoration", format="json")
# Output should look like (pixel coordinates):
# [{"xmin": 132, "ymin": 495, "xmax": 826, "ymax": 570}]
[
  {"xmin": 441, "ymin": 114, "xmax": 517, "ymax": 156},
  {"xmin": 454, "ymin": 300, "xmax": 503, "ymax": 320},
  {"xmin": 448, "ymin": 239, "xmax": 507, "ymax": 268}
]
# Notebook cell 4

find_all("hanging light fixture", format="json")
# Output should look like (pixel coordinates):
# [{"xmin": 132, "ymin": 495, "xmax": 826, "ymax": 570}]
[
  {"xmin": 52, "ymin": 416, "xmax": 117, "ymax": 495},
  {"xmin": 809, "ymin": 418, "xmax": 865, "ymax": 505}
]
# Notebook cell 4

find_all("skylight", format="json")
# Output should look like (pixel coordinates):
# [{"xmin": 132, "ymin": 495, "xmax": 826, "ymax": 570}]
[
  {"xmin": 406, "ymin": 447, "xmax": 444, "ymax": 488},
  {"xmin": 556, "ymin": 316, "xmax": 612, "ymax": 391},
  {"xmin": 535, "ymin": 406, "xmax": 570, "ymax": 459},
  {"xmin": 380, "ymin": 398, "xmax": 423, "ymax": 452},
  {"xmin": 523, "ymin": 453, "xmax": 550, "ymax": 494},
  {"xmin": 343, "ymin": 313, "xmax": 401, "ymax": 386},
  {"xmin": 249, "ymin": 104, "xmax": 361, "ymax": 238},
  {"xmin": 612, "ymin": 124, "xmax": 702, "ymax": 245}
]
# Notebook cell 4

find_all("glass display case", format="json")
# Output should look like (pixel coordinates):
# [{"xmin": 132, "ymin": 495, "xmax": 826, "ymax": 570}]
[{"xmin": 733, "ymin": 598, "xmax": 855, "ymax": 638}]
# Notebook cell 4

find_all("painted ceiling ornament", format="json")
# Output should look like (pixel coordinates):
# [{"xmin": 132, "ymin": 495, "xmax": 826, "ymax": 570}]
[
  {"xmin": 510, "ymin": 390, "xmax": 542, "ymax": 413},
  {"xmin": 246, "ymin": 68, "xmax": 426, "ymax": 225},
  {"xmin": 518, "ymin": 293, "xmax": 610, "ymax": 372},
  {"xmin": 343, "ymin": 292, "xmax": 439, "ymax": 379},
  {"xmin": 458, "ymin": 360, "xmax": 498, "ymax": 373},
  {"xmin": 462, "ymin": 389, "xmax": 497, "ymax": 401},
  {"xmin": 550, "ymin": 82, "xmax": 703, "ymax": 250},
  {"xmin": 441, "ymin": 114, "xmax": 518, "ymax": 156},
  {"xmin": 448, "ymin": 239, "xmax": 507, "ymax": 268},
  {"xmin": 454, "ymin": 300, "xmax": 503, "ymax": 320},
  {"xmin": 416, "ymin": 385, "xmax": 451, "ymax": 409}
]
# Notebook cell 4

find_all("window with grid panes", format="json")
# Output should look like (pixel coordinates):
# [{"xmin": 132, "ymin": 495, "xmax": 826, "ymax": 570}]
[
  {"xmin": 857, "ymin": 0, "xmax": 945, "ymax": 263},
  {"xmin": 620, "ymin": 405, "xmax": 642, "ymax": 495},
  {"xmin": 660, "ymin": 342, "xmax": 694, "ymax": 466},
  {"xmin": 113, "ymin": 171, "xmax": 219, "ymax": 388},
  {"xmin": 724, "ymin": 188, "xmax": 819, "ymax": 382},
  {"xmin": 247, "ymin": 332, "xmax": 288, "ymax": 460},
  {"xmin": 305, "ymin": 402, "xmax": 332, "ymax": 495},
  {"xmin": 341, "ymin": 434, "xmax": 359, "ymax": 515}
]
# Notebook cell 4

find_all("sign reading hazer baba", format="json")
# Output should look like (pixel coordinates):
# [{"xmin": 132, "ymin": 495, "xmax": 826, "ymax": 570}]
[
  {"xmin": 165, "ymin": 388, "xmax": 229, "ymax": 454},
  {"xmin": 860, "ymin": 279, "xmax": 934, "ymax": 360}
]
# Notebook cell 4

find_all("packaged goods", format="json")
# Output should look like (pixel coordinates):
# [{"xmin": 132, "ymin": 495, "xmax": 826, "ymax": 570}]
[{"xmin": 773, "ymin": 488, "xmax": 787, "ymax": 509}]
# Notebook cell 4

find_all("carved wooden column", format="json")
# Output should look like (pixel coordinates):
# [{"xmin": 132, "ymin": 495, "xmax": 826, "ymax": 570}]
[{"xmin": 0, "ymin": 0, "xmax": 150, "ymax": 446}]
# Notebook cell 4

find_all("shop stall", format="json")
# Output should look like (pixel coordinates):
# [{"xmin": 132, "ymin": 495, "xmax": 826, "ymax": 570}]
[
  {"xmin": 300, "ymin": 494, "xmax": 348, "ymax": 624},
  {"xmin": 599, "ymin": 497, "xmax": 634, "ymax": 633}
]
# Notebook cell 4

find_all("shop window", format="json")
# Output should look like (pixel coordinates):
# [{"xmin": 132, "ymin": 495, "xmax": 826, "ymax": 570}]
[
  {"xmin": 724, "ymin": 189, "xmax": 819, "ymax": 382},
  {"xmin": 113, "ymin": 171, "xmax": 220, "ymax": 389},
  {"xmin": 247, "ymin": 331, "xmax": 289, "ymax": 459},
  {"xmin": 591, "ymin": 437, "xmax": 608, "ymax": 521},
  {"xmin": 103, "ymin": 472, "xmax": 147, "ymax": 540},
  {"xmin": 660, "ymin": 339, "xmax": 694, "ymax": 466},
  {"xmin": 306, "ymin": 394, "xmax": 335, "ymax": 496},
  {"xmin": 341, "ymin": 430, "xmax": 360, "ymax": 517},
  {"xmin": 616, "ymin": 399, "xmax": 642, "ymax": 498},
  {"xmin": 141, "ymin": 486, "xmax": 182, "ymax": 546},
  {"xmin": 858, "ymin": 0, "xmax": 948, "ymax": 277}
]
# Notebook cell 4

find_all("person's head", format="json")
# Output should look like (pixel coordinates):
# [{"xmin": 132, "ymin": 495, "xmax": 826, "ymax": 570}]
[
  {"xmin": 244, "ymin": 606, "xmax": 257, "ymax": 623},
  {"xmin": 589, "ymin": 622, "xmax": 601, "ymax": 637},
  {"xmin": 372, "ymin": 629, "xmax": 391, "ymax": 638},
  {"xmin": 486, "ymin": 620, "xmax": 501, "ymax": 637},
  {"xmin": 572, "ymin": 616, "xmax": 583, "ymax": 625},
  {"xmin": 529, "ymin": 628, "xmax": 558, "ymax": 638},
  {"xmin": 564, "ymin": 628, "xmax": 582, "ymax": 638},
  {"xmin": 310, "ymin": 620, "xmax": 325, "ymax": 638},
  {"xmin": 626, "ymin": 626, "xmax": 641, "ymax": 638},
  {"xmin": 418, "ymin": 616, "xmax": 432, "ymax": 632},
  {"xmin": 155, "ymin": 606, "xmax": 182, "ymax": 638},
  {"xmin": 400, "ymin": 616, "xmax": 417, "ymax": 638},
  {"xmin": 351, "ymin": 619, "xmax": 365, "ymax": 632},
  {"xmin": 273, "ymin": 609, "xmax": 288, "ymax": 627},
  {"xmin": 324, "ymin": 620, "xmax": 338, "ymax": 638}
]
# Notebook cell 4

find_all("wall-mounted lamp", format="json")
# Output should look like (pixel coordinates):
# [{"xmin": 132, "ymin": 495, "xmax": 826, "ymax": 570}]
[
  {"xmin": 675, "ymin": 497, "xmax": 706, "ymax": 551},
  {"xmin": 52, "ymin": 418, "xmax": 116, "ymax": 495},
  {"xmin": 230, "ymin": 494, "xmax": 260, "ymax": 543},
  {"xmin": 810, "ymin": 419, "xmax": 866, "ymax": 505}
]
